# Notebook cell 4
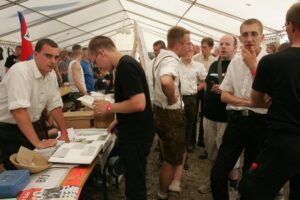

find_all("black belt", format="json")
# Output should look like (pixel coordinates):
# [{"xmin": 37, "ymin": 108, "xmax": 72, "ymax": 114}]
[{"xmin": 228, "ymin": 110, "xmax": 265, "ymax": 117}]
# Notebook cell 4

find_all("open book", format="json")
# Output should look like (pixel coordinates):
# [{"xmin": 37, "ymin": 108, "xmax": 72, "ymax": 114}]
[{"xmin": 48, "ymin": 129, "xmax": 111, "ymax": 164}]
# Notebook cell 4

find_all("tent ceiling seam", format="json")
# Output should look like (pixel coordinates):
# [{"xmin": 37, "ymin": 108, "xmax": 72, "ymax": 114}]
[
  {"xmin": 181, "ymin": 0, "xmax": 278, "ymax": 33},
  {"xmin": 125, "ymin": 0, "xmax": 233, "ymax": 36},
  {"xmin": 1, "ymin": 0, "xmax": 109, "ymax": 38},
  {"xmin": 175, "ymin": 0, "xmax": 196, "ymax": 25},
  {"xmin": 31, "ymin": 10, "xmax": 124, "ymax": 42},
  {"xmin": 62, "ymin": 24, "xmax": 134, "ymax": 49}
]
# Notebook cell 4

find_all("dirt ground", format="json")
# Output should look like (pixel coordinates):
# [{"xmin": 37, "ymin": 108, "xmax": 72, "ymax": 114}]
[
  {"xmin": 80, "ymin": 136, "xmax": 215, "ymax": 200},
  {"xmin": 80, "ymin": 135, "xmax": 290, "ymax": 200}
]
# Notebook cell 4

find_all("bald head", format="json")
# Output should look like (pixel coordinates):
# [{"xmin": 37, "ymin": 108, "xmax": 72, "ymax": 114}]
[{"xmin": 219, "ymin": 34, "xmax": 237, "ymax": 60}]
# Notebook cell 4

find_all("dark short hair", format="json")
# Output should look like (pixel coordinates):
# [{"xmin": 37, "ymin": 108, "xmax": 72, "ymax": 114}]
[
  {"xmin": 88, "ymin": 36, "xmax": 116, "ymax": 55},
  {"xmin": 201, "ymin": 37, "xmax": 214, "ymax": 48},
  {"xmin": 153, "ymin": 40, "xmax": 166, "ymax": 49},
  {"xmin": 82, "ymin": 47, "xmax": 88, "ymax": 51},
  {"xmin": 240, "ymin": 18, "xmax": 263, "ymax": 34},
  {"xmin": 286, "ymin": 2, "xmax": 300, "ymax": 29},
  {"xmin": 72, "ymin": 44, "xmax": 82, "ymax": 52},
  {"xmin": 167, "ymin": 26, "xmax": 190, "ymax": 48},
  {"xmin": 15, "ymin": 45, "xmax": 21, "ymax": 49},
  {"xmin": 35, "ymin": 38, "xmax": 58, "ymax": 52}
]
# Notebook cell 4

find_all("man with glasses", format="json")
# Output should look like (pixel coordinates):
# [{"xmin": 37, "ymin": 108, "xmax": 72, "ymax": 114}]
[
  {"xmin": 210, "ymin": 19, "xmax": 268, "ymax": 200},
  {"xmin": 239, "ymin": 3, "xmax": 300, "ymax": 199},
  {"xmin": 89, "ymin": 36, "xmax": 154, "ymax": 200},
  {"xmin": 0, "ymin": 38, "xmax": 69, "ymax": 170}
]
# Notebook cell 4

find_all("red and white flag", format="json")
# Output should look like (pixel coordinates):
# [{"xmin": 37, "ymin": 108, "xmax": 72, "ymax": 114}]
[{"xmin": 18, "ymin": 11, "xmax": 33, "ymax": 61}]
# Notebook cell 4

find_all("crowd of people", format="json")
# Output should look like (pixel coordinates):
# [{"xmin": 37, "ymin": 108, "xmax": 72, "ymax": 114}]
[{"xmin": 0, "ymin": 2, "xmax": 299, "ymax": 200}]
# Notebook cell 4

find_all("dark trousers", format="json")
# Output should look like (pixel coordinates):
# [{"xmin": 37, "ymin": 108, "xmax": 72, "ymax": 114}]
[
  {"xmin": 182, "ymin": 95, "xmax": 197, "ymax": 148},
  {"xmin": 193, "ymin": 90, "xmax": 205, "ymax": 146},
  {"xmin": 239, "ymin": 130, "xmax": 300, "ymax": 200},
  {"xmin": 119, "ymin": 142, "xmax": 152, "ymax": 200},
  {"xmin": 210, "ymin": 111, "xmax": 267, "ymax": 200},
  {"xmin": 0, "ymin": 123, "xmax": 34, "ymax": 169}
]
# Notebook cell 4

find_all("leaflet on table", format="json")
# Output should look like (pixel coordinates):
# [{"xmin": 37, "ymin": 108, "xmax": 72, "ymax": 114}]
[
  {"xmin": 18, "ymin": 186, "xmax": 80, "ymax": 200},
  {"xmin": 24, "ymin": 168, "xmax": 70, "ymax": 189},
  {"xmin": 48, "ymin": 129, "xmax": 111, "ymax": 164}
]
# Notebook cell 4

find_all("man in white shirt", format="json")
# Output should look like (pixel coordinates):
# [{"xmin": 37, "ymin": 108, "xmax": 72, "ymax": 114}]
[
  {"xmin": 153, "ymin": 26, "xmax": 191, "ymax": 199},
  {"xmin": 0, "ymin": 38, "xmax": 70, "ymax": 170},
  {"xmin": 180, "ymin": 48, "xmax": 206, "ymax": 153},
  {"xmin": 146, "ymin": 40, "xmax": 166, "ymax": 102},
  {"xmin": 210, "ymin": 19, "xmax": 268, "ymax": 200},
  {"xmin": 193, "ymin": 37, "xmax": 217, "ymax": 152}
]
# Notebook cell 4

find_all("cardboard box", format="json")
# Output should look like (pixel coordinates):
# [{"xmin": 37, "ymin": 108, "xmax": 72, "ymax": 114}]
[
  {"xmin": 63, "ymin": 111, "xmax": 93, "ymax": 129},
  {"xmin": 94, "ymin": 112, "xmax": 115, "ymax": 128}
]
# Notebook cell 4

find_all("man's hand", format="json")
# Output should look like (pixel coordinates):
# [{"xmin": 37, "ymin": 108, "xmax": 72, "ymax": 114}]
[
  {"xmin": 93, "ymin": 100, "xmax": 110, "ymax": 113},
  {"xmin": 107, "ymin": 119, "xmax": 118, "ymax": 133},
  {"xmin": 35, "ymin": 139, "xmax": 57, "ymax": 149},
  {"xmin": 211, "ymin": 84, "xmax": 222, "ymax": 94},
  {"xmin": 241, "ymin": 46, "xmax": 257, "ymax": 71},
  {"xmin": 57, "ymin": 134, "xmax": 70, "ymax": 143}
]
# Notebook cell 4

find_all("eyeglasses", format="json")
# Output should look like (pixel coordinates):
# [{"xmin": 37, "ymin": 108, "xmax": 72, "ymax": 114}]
[{"xmin": 92, "ymin": 51, "xmax": 100, "ymax": 66}]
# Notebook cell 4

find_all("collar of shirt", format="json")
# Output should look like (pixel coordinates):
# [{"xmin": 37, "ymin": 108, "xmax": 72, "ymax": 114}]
[{"xmin": 32, "ymin": 59, "xmax": 51, "ymax": 81}]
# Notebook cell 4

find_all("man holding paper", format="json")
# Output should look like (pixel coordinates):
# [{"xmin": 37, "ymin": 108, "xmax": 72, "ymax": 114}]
[
  {"xmin": 89, "ymin": 36, "xmax": 154, "ymax": 200},
  {"xmin": 0, "ymin": 38, "xmax": 70, "ymax": 170}
]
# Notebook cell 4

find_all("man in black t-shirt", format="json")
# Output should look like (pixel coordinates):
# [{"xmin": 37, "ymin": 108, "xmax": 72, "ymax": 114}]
[
  {"xmin": 89, "ymin": 36, "xmax": 154, "ymax": 200},
  {"xmin": 239, "ymin": 3, "xmax": 300, "ymax": 199},
  {"xmin": 4, "ymin": 45, "xmax": 21, "ymax": 72},
  {"xmin": 199, "ymin": 34, "xmax": 239, "ymax": 194}
]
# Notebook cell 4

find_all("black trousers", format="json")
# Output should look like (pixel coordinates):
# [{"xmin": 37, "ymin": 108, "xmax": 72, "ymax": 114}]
[
  {"xmin": 239, "ymin": 130, "xmax": 300, "ymax": 200},
  {"xmin": 210, "ymin": 111, "xmax": 267, "ymax": 200},
  {"xmin": 194, "ymin": 90, "xmax": 205, "ymax": 146},
  {"xmin": 0, "ymin": 123, "xmax": 34, "ymax": 169},
  {"xmin": 182, "ymin": 95, "xmax": 197, "ymax": 148},
  {"xmin": 119, "ymin": 141, "xmax": 152, "ymax": 200}
]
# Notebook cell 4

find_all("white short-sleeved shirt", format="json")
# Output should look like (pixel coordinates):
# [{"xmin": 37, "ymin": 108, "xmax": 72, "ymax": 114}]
[
  {"xmin": 192, "ymin": 53, "xmax": 216, "ymax": 71},
  {"xmin": 179, "ymin": 60, "xmax": 207, "ymax": 95},
  {"xmin": 152, "ymin": 49, "xmax": 182, "ymax": 109},
  {"xmin": 220, "ymin": 50, "xmax": 267, "ymax": 114},
  {"xmin": 0, "ymin": 59, "xmax": 63, "ymax": 123},
  {"xmin": 145, "ymin": 58, "xmax": 155, "ymax": 101}
]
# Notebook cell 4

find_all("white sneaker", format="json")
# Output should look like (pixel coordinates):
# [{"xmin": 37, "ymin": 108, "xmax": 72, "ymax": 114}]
[
  {"xmin": 198, "ymin": 182, "xmax": 211, "ymax": 194},
  {"xmin": 229, "ymin": 188, "xmax": 239, "ymax": 200}
]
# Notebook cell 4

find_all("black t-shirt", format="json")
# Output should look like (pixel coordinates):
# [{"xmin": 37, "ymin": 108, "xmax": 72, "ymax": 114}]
[
  {"xmin": 203, "ymin": 60, "xmax": 230, "ymax": 122},
  {"xmin": 253, "ymin": 47, "xmax": 300, "ymax": 132},
  {"xmin": 114, "ymin": 55, "xmax": 154, "ymax": 143},
  {"xmin": 5, "ymin": 55, "xmax": 19, "ymax": 68}
]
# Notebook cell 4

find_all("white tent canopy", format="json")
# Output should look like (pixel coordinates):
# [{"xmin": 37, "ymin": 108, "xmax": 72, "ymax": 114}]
[{"xmin": 0, "ymin": 0, "xmax": 296, "ymax": 51}]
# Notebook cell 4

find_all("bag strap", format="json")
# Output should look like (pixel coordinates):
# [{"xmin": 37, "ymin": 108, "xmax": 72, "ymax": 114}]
[{"xmin": 217, "ymin": 60, "xmax": 223, "ymax": 83}]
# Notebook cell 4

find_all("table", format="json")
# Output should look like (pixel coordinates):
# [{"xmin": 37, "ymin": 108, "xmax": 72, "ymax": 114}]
[{"xmin": 17, "ymin": 134, "xmax": 116, "ymax": 200}]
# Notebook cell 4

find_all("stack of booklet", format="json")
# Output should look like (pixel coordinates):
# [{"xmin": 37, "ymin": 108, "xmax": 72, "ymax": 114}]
[{"xmin": 48, "ymin": 128, "xmax": 111, "ymax": 165}]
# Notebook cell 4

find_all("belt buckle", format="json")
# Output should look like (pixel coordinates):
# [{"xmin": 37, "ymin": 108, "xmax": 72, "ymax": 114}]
[{"xmin": 242, "ymin": 110, "xmax": 249, "ymax": 116}]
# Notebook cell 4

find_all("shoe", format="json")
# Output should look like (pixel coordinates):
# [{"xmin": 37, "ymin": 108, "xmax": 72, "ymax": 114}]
[
  {"xmin": 229, "ymin": 188, "xmax": 239, "ymax": 200},
  {"xmin": 199, "ymin": 149, "xmax": 208, "ymax": 160},
  {"xmin": 187, "ymin": 145, "xmax": 195, "ymax": 153},
  {"xmin": 168, "ymin": 191, "xmax": 180, "ymax": 200},
  {"xmin": 184, "ymin": 156, "xmax": 189, "ymax": 170},
  {"xmin": 157, "ymin": 190, "xmax": 168, "ymax": 200},
  {"xmin": 198, "ymin": 182, "xmax": 211, "ymax": 194}
]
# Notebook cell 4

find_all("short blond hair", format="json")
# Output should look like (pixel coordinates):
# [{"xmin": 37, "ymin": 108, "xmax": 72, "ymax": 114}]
[{"xmin": 167, "ymin": 26, "xmax": 190, "ymax": 48}]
